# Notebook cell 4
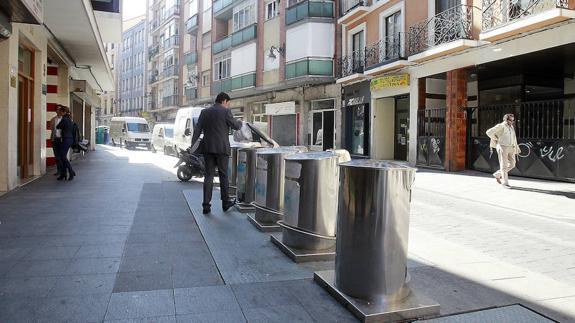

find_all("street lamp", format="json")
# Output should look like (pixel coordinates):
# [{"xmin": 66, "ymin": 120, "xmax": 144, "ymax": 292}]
[{"xmin": 268, "ymin": 45, "xmax": 285, "ymax": 59}]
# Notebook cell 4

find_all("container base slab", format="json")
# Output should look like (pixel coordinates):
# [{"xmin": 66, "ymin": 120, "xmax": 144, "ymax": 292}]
[
  {"xmin": 314, "ymin": 270, "xmax": 440, "ymax": 323},
  {"xmin": 271, "ymin": 235, "xmax": 335, "ymax": 263},
  {"xmin": 235, "ymin": 203, "xmax": 255, "ymax": 213},
  {"xmin": 247, "ymin": 213, "xmax": 281, "ymax": 232}
]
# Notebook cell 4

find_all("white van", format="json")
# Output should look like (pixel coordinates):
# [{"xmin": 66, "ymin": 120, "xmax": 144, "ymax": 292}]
[
  {"xmin": 151, "ymin": 123, "xmax": 175, "ymax": 155},
  {"xmin": 173, "ymin": 107, "xmax": 204, "ymax": 155},
  {"xmin": 110, "ymin": 117, "xmax": 152, "ymax": 150}
]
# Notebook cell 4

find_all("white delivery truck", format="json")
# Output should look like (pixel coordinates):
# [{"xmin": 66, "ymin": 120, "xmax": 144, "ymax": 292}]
[
  {"xmin": 173, "ymin": 107, "xmax": 204, "ymax": 156},
  {"xmin": 109, "ymin": 117, "xmax": 152, "ymax": 150}
]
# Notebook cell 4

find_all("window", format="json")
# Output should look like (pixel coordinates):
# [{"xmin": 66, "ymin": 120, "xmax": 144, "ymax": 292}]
[
  {"xmin": 213, "ymin": 55, "xmax": 231, "ymax": 80},
  {"xmin": 202, "ymin": 32, "xmax": 211, "ymax": 48},
  {"xmin": 203, "ymin": 0, "xmax": 211, "ymax": 11},
  {"xmin": 265, "ymin": 0, "xmax": 278, "ymax": 20},
  {"xmin": 233, "ymin": 1, "xmax": 256, "ymax": 31},
  {"xmin": 127, "ymin": 123, "xmax": 150, "ymax": 132},
  {"xmin": 189, "ymin": 0, "xmax": 198, "ymax": 16},
  {"xmin": 202, "ymin": 71, "xmax": 210, "ymax": 87}
]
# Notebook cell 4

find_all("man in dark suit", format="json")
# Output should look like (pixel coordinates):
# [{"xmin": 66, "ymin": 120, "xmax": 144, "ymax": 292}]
[{"xmin": 192, "ymin": 92, "xmax": 243, "ymax": 214}]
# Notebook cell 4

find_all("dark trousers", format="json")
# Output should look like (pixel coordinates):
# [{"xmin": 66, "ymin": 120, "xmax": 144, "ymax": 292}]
[
  {"xmin": 57, "ymin": 138, "xmax": 74, "ymax": 176},
  {"xmin": 203, "ymin": 153, "xmax": 230, "ymax": 207},
  {"xmin": 53, "ymin": 141, "xmax": 63, "ymax": 174}
]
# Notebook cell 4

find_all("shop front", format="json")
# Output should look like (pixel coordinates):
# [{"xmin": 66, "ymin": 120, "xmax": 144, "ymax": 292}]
[
  {"xmin": 370, "ymin": 74, "xmax": 411, "ymax": 161},
  {"xmin": 342, "ymin": 81, "xmax": 371, "ymax": 158}
]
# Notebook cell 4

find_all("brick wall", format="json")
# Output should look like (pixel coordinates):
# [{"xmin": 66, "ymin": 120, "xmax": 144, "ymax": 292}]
[{"xmin": 444, "ymin": 68, "xmax": 467, "ymax": 171}]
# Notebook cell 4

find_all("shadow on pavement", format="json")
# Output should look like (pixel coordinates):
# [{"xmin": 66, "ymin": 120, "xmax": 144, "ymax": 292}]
[{"xmin": 510, "ymin": 186, "xmax": 575, "ymax": 199}]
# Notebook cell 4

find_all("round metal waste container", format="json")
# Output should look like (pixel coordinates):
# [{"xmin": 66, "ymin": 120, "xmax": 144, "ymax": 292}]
[
  {"xmin": 236, "ymin": 146, "xmax": 260, "ymax": 205},
  {"xmin": 254, "ymin": 146, "xmax": 306, "ymax": 223},
  {"xmin": 280, "ymin": 151, "xmax": 349, "ymax": 250},
  {"xmin": 229, "ymin": 143, "xmax": 259, "ymax": 197},
  {"xmin": 335, "ymin": 160, "xmax": 416, "ymax": 302}
]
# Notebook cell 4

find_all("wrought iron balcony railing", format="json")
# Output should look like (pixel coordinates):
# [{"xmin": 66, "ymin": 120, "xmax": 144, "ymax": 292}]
[
  {"xmin": 186, "ymin": 14, "xmax": 198, "ymax": 33},
  {"xmin": 337, "ymin": 49, "xmax": 365, "ymax": 78},
  {"xmin": 365, "ymin": 33, "xmax": 404, "ymax": 70},
  {"xmin": 286, "ymin": 0, "xmax": 334, "ymax": 25},
  {"xmin": 408, "ymin": 5, "xmax": 474, "ymax": 56},
  {"xmin": 340, "ymin": 0, "xmax": 368, "ymax": 16},
  {"xmin": 482, "ymin": 0, "xmax": 569, "ymax": 31}
]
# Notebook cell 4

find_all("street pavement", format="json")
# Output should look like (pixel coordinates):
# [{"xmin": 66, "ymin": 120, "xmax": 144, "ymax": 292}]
[{"xmin": 0, "ymin": 145, "xmax": 573, "ymax": 322}]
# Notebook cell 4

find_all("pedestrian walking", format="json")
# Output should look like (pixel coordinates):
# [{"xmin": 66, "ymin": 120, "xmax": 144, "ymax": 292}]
[
  {"xmin": 50, "ymin": 106, "xmax": 64, "ymax": 176},
  {"xmin": 191, "ymin": 92, "xmax": 242, "ymax": 214},
  {"xmin": 486, "ymin": 113, "xmax": 521, "ymax": 187},
  {"xmin": 55, "ymin": 106, "xmax": 77, "ymax": 181}
]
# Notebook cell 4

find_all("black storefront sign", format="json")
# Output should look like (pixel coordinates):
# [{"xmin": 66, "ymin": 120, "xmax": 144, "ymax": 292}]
[{"xmin": 342, "ymin": 81, "xmax": 371, "ymax": 158}]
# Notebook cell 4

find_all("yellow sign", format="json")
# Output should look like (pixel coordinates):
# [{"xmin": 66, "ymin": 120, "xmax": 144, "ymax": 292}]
[{"xmin": 370, "ymin": 74, "xmax": 410, "ymax": 91}]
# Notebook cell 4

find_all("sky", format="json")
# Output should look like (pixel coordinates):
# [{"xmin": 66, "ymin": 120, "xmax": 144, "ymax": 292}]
[{"xmin": 122, "ymin": 0, "xmax": 147, "ymax": 21}]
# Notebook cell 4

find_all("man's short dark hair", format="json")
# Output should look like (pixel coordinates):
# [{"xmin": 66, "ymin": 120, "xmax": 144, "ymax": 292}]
[{"xmin": 215, "ymin": 92, "xmax": 231, "ymax": 104}]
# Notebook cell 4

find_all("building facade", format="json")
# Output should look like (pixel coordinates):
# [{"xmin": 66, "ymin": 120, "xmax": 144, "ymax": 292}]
[
  {"xmin": 147, "ymin": 0, "xmax": 182, "ymax": 121},
  {"xmin": 336, "ymin": 0, "xmax": 575, "ymax": 181},
  {"xmin": 119, "ymin": 18, "xmax": 148, "ymax": 117},
  {"xmin": 98, "ymin": 42, "xmax": 119, "ymax": 126},
  {"xmin": 0, "ymin": 0, "xmax": 121, "ymax": 193}
]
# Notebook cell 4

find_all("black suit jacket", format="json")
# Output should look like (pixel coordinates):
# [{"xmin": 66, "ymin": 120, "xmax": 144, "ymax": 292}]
[
  {"xmin": 191, "ymin": 104, "xmax": 242, "ymax": 155},
  {"xmin": 56, "ymin": 116, "xmax": 74, "ymax": 139}
]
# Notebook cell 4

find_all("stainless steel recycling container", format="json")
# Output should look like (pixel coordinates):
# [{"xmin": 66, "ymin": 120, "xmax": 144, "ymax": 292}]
[
  {"xmin": 254, "ymin": 146, "xmax": 306, "ymax": 223},
  {"xmin": 237, "ymin": 146, "xmax": 260, "ymax": 205},
  {"xmin": 280, "ymin": 150, "xmax": 350, "ymax": 250},
  {"xmin": 335, "ymin": 160, "xmax": 416, "ymax": 302},
  {"xmin": 229, "ymin": 143, "xmax": 260, "ymax": 197}
]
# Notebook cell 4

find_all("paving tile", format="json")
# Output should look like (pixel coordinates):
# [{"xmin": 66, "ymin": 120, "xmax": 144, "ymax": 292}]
[
  {"xmin": 174, "ymin": 285, "xmax": 241, "ymax": 315},
  {"xmin": 0, "ymin": 276, "xmax": 59, "ymax": 298},
  {"xmin": 76, "ymin": 243, "xmax": 126, "ymax": 258},
  {"xmin": 176, "ymin": 311, "xmax": 246, "ymax": 323},
  {"xmin": 118, "ymin": 255, "xmax": 172, "ymax": 273},
  {"xmin": 50, "ymin": 274, "xmax": 116, "ymax": 297},
  {"xmin": 243, "ymin": 304, "xmax": 314, "ymax": 323},
  {"xmin": 36, "ymin": 293, "xmax": 110, "ymax": 322},
  {"xmin": 0, "ymin": 296, "xmax": 42, "ymax": 322},
  {"xmin": 6, "ymin": 259, "xmax": 71, "ymax": 277},
  {"xmin": 172, "ymin": 268, "xmax": 223, "ymax": 289},
  {"xmin": 105, "ymin": 316, "xmax": 177, "ymax": 323},
  {"xmin": 113, "ymin": 271, "xmax": 173, "ymax": 293},
  {"xmin": 22, "ymin": 246, "xmax": 80, "ymax": 260},
  {"xmin": 105, "ymin": 289, "xmax": 176, "ymax": 320},
  {"xmin": 67, "ymin": 257, "xmax": 121, "ymax": 274},
  {"xmin": 231, "ymin": 281, "xmax": 301, "ymax": 310}
]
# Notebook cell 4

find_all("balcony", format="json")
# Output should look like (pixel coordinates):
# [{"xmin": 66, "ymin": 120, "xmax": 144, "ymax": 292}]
[
  {"xmin": 336, "ymin": 50, "xmax": 366, "ymax": 84},
  {"xmin": 162, "ymin": 95, "xmax": 178, "ymax": 107},
  {"xmin": 212, "ymin": 73, "xmax": 255, "ymax": 93},
  {"xmin": 149, "ymin": 71, "xmax": 159, "ymax": 84},
  {"xmin": 213, "ymin": 0, "xmax": 241, "ymax": 19},
  {"xmin": 286, "ymin": 0, "xmax": 334, "ymax": 26},
  {"xmin": 212, "ymin": 78, "xmax": 233, "ymax": 94},
  {"xmin": 339, "ymin": 0, "xmax": 370, "ymax": 25},
  {"xmin": 407, "ymin": 5, "xmax": 478, "ymax": 62},
  {"xmin": 186, "ymin": 14, "xmax": 198, "ymax": 33},
  {"xmin": 481, "ymin": 0, "xmax": 574, "ymax": 41},
  {"xmin": 184, "ymin": 52, "xmax": 198, "ymax": 65},
  {"xmin": 364, "ymin": 33, "xmax": 409, "ymax": 76},
  {"xmin": 162, "ymin": 35, "xmax": 180, "ymax": 50},
  {"xmin": 148, "ymin": 45, "xmax": 160, "ymax": 59},
  {"xmin": 151, "ymin": 5, "xmax": 180, "ymax": 33},
  {"xmin": 161, "ymin": 64, "xmax": 179, "ymax": 78},
  {"xmin": 286, "ymin": 58, "xmax": 333, "ymax": 79},
  {"xmin": 185, "ymin": 88, "xmax": 198, "ymax": 101},
  {"xmin": 213, "ymin": 24, "xmax": 257, "ymax": 54}
]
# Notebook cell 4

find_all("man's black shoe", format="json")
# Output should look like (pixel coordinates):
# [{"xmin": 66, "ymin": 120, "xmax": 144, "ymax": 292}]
[
  {"xmin": 202, "ymin": 206, "xmax": 211, "ymax": 214},
  {"xmin": 222, "ymin": 199, "xmax": 236, "ymax": 212}
]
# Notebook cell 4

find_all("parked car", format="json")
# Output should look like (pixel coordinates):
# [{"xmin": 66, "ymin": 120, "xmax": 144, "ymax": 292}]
[
  {"xmin": 173, "ymin": 107, "xmax": 204, "ymax": 156},
  {"xmin": 151, "ymin": 123, "xmax": 175, "ymax": 155},
  {"xmin": 109, "ymin": 117, "xmax": 152, "ymax": 150}
]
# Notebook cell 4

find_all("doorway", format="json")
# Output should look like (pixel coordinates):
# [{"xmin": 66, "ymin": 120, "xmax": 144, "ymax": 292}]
[
  {"xmin": 394, "ymin": 96, "xmax": 409, "ymax": 161},
  {"xmin": 17, "ymin": 46, "xmax": 35, "ymax": 179},
  {"xmin": 310, "ymin": 99, "xmax": 335, "ymax": 151}
]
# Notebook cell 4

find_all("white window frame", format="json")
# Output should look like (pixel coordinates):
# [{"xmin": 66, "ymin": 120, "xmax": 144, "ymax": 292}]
[
  {"xmin": 213, "ymin": 54, "xmax": 231, "ymax": 81},
  {"xmin": 265, "ymin": 0, "xmax": 279, "ymax": 21},
  {"xmin": 233, "ymin": 0, "xmax": 256, "ymax": 32},
  {"xmin": 378, "ymin": 2, "xmax": 405, "ymax": 55},
  {"xmin": 346, "ymin": 22, "xmax": 366, "ymax": 56}
]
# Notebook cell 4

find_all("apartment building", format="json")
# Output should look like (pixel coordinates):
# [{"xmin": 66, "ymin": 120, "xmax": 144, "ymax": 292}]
[
  {"xmin": 0, "ymin": 0, "xmax": 121, "ymax": 192},
  {"xmin": 119, "ymin": 18, "xmax": 148, "ymax": 117},
  {"xmin": 99, "ymin": 42, "xmax": 119, "ymax": 126},
  {"xmin": 147, "ymin": 0, "xmax": 182, "ymax": 121},
  {"xmin": 177, "ymin": 0, "xmax": 342, "ymax": 149},
  {"xmin": 337, "ymin": 0, "xmax": 575, "ymax": 181}
]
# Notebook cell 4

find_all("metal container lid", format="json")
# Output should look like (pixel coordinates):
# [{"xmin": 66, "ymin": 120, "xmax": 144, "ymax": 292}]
[
  {"xmin": 285, "ymin": 151, "xmax": 338, "ymax": 161},
  {"xmin": 339, "ymin": 159, "xmax": 414, "ymax": 171},
  {"xmin": 256, "ymin": 146, "xmax": 303, "ymax": 156}
]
